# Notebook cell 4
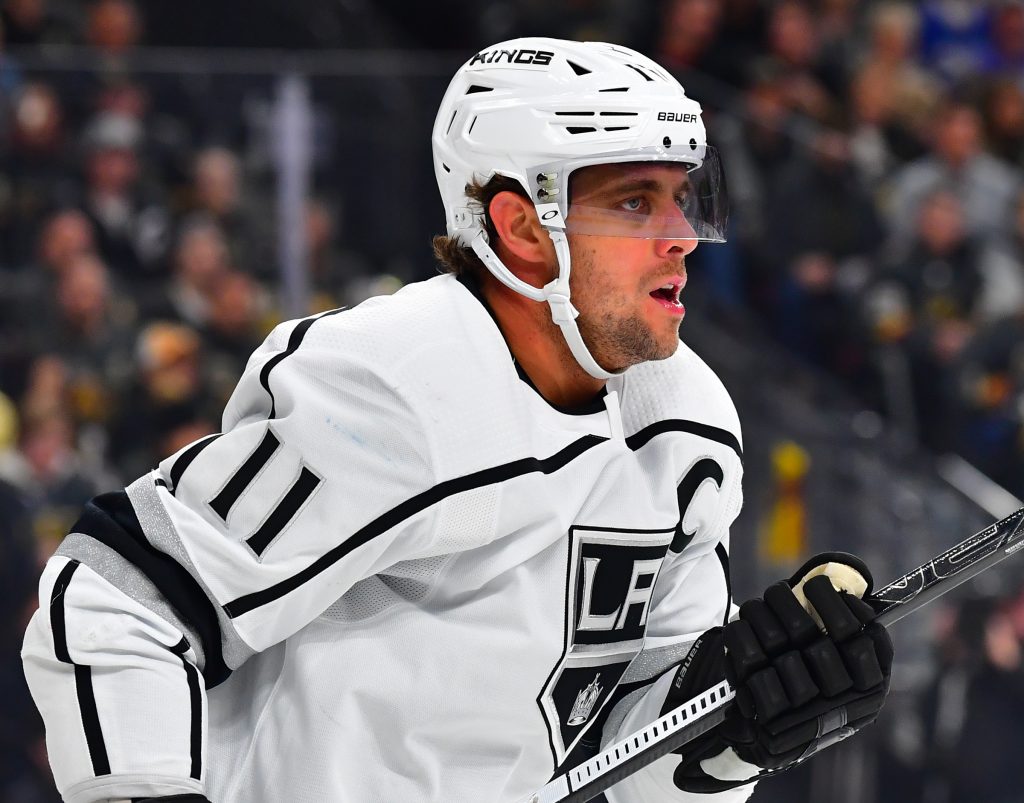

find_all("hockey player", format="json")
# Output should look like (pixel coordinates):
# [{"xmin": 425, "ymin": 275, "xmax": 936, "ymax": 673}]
[{"xmin": 22, "ymin": 38, "xmax": 892, "ymax": 802}]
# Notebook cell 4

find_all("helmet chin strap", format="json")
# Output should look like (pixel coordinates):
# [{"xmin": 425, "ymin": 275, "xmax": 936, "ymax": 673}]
[{"xmin": 469, "ymin": 230, "xmax": 620, "ymax": 381}]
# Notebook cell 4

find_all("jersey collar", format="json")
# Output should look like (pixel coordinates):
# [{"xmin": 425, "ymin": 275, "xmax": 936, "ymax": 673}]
[{"xmin": 456, "ymin": 271, "xmax": 608, "ymax": 416}]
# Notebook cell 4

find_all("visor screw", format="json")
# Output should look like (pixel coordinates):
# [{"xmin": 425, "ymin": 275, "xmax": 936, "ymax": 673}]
[
  {"xmin": 689, "ymin": 137, "xmax": 697, "ymax": 150},
  {"xmin": 663, "ymin": 136, "xmax": 672, "ymax": 148}
]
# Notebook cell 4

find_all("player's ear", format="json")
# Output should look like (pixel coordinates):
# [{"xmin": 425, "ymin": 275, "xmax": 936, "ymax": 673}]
[{"xmin": 488, "ymin": 191, "xmax": 557, "ymax": 267}]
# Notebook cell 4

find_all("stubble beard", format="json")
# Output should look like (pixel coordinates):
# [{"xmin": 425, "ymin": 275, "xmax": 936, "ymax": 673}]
[{"xmin": 577, "ymin": 309, "xmax": 680, "ymax": 373}]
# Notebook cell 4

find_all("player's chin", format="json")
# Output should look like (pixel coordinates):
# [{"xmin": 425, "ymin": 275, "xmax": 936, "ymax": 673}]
[
  {"xmin": 648, "ymin": 333, "xmax": 681, "ymax": 362},
  {"xmin": 617, "ymin": 330, "xmax": 680, "ymax": 370}
]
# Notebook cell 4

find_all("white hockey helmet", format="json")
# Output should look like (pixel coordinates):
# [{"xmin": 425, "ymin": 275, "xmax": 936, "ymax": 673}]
[{"xmin": 431, "ymin": 37, "xmax": 728, "ymax": 379}]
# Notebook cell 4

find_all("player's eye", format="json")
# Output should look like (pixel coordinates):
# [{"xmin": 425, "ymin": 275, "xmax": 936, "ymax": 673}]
[{"xmin": 620, "ymin": 197, "xmax": 646, "ymax": 213}]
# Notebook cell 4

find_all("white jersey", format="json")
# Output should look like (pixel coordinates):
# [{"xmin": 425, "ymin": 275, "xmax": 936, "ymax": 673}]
[{"xmin": 23, "ymin": 274, "xmax": 749, "ymax": 803}]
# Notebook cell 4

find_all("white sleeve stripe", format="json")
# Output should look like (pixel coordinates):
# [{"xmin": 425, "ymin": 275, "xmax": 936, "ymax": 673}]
[
  {"xmin": 50, "ymin": 560, "xmax": 112, "ymax": 777},
  {"xmin": 169, "ymin": 637, "xmax": 203, "ymax": 780}
]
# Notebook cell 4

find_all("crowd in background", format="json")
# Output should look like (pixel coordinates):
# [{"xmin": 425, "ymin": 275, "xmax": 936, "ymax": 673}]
[{"xmin": 3, "ymin": 0, "xmax": 1024, "ymax": 801}]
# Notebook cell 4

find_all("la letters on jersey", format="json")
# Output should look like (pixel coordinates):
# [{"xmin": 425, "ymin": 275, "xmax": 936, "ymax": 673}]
[
  {"xmin": 469, "ymin": 48, "xmax": 554, "ymax": 66},
  {"xmin": 538, "ymin": 525, "xmax": 675, "ymax": 763}
]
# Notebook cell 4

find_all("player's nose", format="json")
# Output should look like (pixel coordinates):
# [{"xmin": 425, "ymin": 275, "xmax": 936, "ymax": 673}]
[{"xmin": 654, "ymin": 233, "xmax": 698, "ymax": 259}]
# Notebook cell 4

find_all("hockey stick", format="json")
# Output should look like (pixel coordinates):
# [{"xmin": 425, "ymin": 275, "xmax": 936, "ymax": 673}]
[{"xmin": 523, "ymin": 506, "xmax": 1024, "ymax": 803}]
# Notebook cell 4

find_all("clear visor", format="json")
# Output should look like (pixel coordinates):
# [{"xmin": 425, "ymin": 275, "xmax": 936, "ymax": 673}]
[{"xmin": 563, "ymin": 147, "xmax": 728, "ymax": 242}]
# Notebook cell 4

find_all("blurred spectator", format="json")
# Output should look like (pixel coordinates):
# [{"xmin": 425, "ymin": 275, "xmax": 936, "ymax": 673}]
[
  {"xmin": 976, "ymin": 188, "xmax": 1024, "ymax": 322},
  {"xmin": 685, "ymin": 0, "xmax": 766, "ymax": 88},
  {"xmin": 0, "ymin": 391, "xmax": 109, "ymax": 553},
  {"xmin": 0, "ymin": 209, "xmax": 97, "ymax": 400},
  {"xmin": 763, "ymin": 0, "xmax": 843, "ymax": 123},
  {"xmin": 0, "ymin": 471, "xmax": 57, "ymax": 803},
  {"xmin": 186, "ymin": 147, "xmax": 270, "ymax": 275},
  {"xmin": 954, "ymin": 221, "xmax": 1024, "ymax": 492},
  {"xmin": 980, "ymin": 77, "xmax": 1024, "ymax": 164},
  {"xmin": 955, "ymin": 317, "xmax": 1024, "ymax": 498},
  {"xmin": 150, "ymin": 218, "xmax": 231, "ymax": 327},
  {"xmin": 871, "ymin": 188, "xmax": 983, "ymax": 449},
  {"xmin": 107, "ymin": 321, "xmax": 218, "ymax": 480},
  {"xmin": 919, "ymin": 0, "xmax": 996, "ymax": 83},
  {"xmin": 764, "ymin": 130, "xmax": 882, "ymax": 384},
  {"xmin": 201, "ymin": 270, "xmax": 268, "ymax": 406},
  {"xmin": 0, "ymin": 81, "xmax": 77, "ymax": 264},
  {"xmin": 884, "ymin": 101, "xmax": 1022, "ymax": 251},
  {"xmin": 85, "ymin": 0, "xmax": 141, "ymax": 56},
  {"xmin": 985, "ymin": 0, "xmax": 1024, "ymax": 73},
  {"xmin": 714, "ymin": 63, "xmax": 815, "ymax": 321},
  {"xmin": 858, "ymin": 3, "xmax": 942, "ymax": 148},
  {"xmin": 848, "ymin": 64, "xmax": 928, "ymax": 189},
  {"xmin": 0, "ymin": 0, "xmax": 76, "ymax": 47},
  {"xmin": 80, "ymin": 110, "xmax": 171, "ymax": 289},
  {"xmin": 655, "ymin": 0, "xmax": 728, "ymax": 80},
  {"xmin": 36, "ymin": 206, "xmax": 97, "ymax": 274},
  {"xmin": 304, "ymin": 196, "xmax": 373, "ymax": 309},
  {"xmin": 37, "ymin": 252, "xmax": 136, "ymax": 425},
  {"xmin": 918, "ymin": 594, "xmax": 1024, "ymax": 803}
]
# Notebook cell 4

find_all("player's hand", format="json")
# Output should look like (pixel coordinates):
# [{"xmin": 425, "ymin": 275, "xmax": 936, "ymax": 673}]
[{"xmin": 667, "ymin": 552, "xmax": 894, "ymax": 793}]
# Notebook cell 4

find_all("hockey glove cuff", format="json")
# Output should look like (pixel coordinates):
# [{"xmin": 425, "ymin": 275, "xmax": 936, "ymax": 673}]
[{"xmin": 667, "ymin": 552, "xmax": 894, "ymax": 794}]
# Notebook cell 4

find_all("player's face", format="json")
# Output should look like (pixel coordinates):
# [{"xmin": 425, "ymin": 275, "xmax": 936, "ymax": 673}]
[{"xmin": 565, "ymin": 163, "xmax": 698, "ymax": 372}]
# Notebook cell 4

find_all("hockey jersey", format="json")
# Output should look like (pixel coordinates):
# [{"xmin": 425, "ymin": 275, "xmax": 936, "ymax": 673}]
[{"xmin": 22, "ymin": 273, "xmax": 749, "ymax": 803}]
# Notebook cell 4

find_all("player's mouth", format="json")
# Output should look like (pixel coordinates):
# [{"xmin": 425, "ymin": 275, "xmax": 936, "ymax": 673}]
[{"xmin": 648, "ymin": 276, "xmax": 686, "ymax": 315}]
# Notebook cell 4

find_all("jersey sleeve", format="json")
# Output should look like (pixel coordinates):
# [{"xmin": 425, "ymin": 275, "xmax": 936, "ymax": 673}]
[{"xmin": 22, "ymin": 312, "xmax": 441, "ymax": 802}]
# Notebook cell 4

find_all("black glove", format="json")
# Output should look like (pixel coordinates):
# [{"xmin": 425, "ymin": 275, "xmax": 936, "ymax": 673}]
[{"xmin": 667, "ymin": 552, "xmax": 894, "ymax": 793}]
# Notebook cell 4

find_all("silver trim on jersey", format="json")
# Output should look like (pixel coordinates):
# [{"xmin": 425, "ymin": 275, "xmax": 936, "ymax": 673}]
[
  {"xmin": 57, "ymin": 533, "xmax": 209, "ymax": 670},
  {"xmin": 126, "ymin": 475, "xmax": 257, "ymax": 671}
]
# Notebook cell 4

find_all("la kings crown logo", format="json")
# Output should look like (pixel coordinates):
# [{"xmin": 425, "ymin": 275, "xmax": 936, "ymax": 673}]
[
  {"xmin": 538, "ymin": 525, "xmax": 674, "ymax": 763},
  {"xmin": 567, "ymin": 673, "xmax": 604, "ymax": 726}
]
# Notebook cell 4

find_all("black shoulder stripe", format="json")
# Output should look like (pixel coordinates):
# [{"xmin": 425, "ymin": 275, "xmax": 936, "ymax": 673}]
[
  {"xmin": 715, "ymin": 542, "xmax": 732, "ymax": 626},
  {"xmin": 50, "ymin": 559, "xmax": 79, "ymax": 664},
  {"xmin": 169, "ymin": 434, "xmax": 222, "ymax": 494},
  {"xmin": 224, "ymin": 433, "xmax": 609, "ymax": 618},
  {"xmin": 169, "ymin": 637, "xmax": 203, "ymax": 780},
  {"xmin": 71, "ymin": 492, "xmax": 232, "ymax": 688},
  {"xmin": 260, "ymin": 308, "xmax": 346, "ymax": 419},
  {"xmin": 74, "ymin": 663, "xmax": 111, "ymax": 775},
  {"xmin": 49, "ymin": 560, "xmax": 111, "ymax": 776},
  {"xmin": 625, "ymin": 419, "xmax": 743, "ymax": 462}
]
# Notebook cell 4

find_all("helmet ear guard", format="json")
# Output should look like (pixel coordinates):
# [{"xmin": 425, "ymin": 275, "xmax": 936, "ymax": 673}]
[{"xmin": 431, "ymin": 37, "xmax": 729, "ymax": 380}]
